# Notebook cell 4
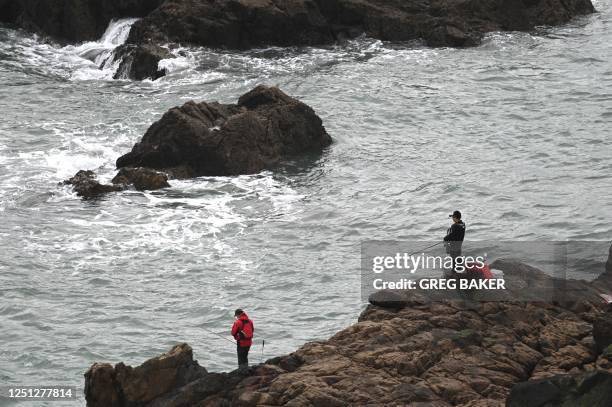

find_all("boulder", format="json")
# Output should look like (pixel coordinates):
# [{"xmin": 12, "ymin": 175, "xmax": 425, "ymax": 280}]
[
  {"xmin": 0, "ymin": 0, "xmax": 164, "ymax": 43},
  {"xmin": 84, "ymin": 343, "xmax": 207, "ymax": 407},
  {"xmin": 111, "ymin": 167, "xmax": 170, "ymax": 190},
  {"xmin": 116, "ymin": 85, "xmax": 332, "ymax": 177},
  {"xmin": 113, "ymin": 43, "xmax": 171, "ymax": 80},
  {"xmin": 63, "ymin": 170, "xmax": 123, "ymax": 198}
]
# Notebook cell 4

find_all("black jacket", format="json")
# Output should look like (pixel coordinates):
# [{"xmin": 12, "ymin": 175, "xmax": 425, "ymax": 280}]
[
  {"xmin": 444, "ymin": 221, "xmax": 465, "ymax": 253},
  {"xmin": 444, "ymin": 221, "xmax": 466, "ymax": 242}
]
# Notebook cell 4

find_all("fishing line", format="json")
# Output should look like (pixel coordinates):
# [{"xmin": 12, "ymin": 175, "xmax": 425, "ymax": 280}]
[{"xmin": 201, "ymin": 326, "xmax": 236, "ymax": 345}]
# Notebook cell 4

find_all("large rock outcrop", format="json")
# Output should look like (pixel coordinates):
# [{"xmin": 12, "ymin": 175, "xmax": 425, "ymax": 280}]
[
  {"xmin": 1, "ymin": 0, "xmax": 595, "ymax": 48},
  {"xmin": 84, "ymin": 248, "xmax": 612, "ymax": 406},
  {"xmin": 126, "ymin": 0, "xmax": 595, "ymax": 48},
  {"xmin": 0, "ymin": 0, "xmax": 164, "ymax": 43},
  {"xmin": 116, "ymin": 85, "xmax": 332, "ymax": 178}
]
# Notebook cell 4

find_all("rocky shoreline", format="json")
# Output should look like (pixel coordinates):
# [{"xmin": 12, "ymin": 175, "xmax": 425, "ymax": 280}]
[
  {"xmin": 84, "ymin": 245, "xmax": 612, "ymax": 406},
  {"xmin": 1, "ymin": 0, "xmax": 596, "ymax": 80}
]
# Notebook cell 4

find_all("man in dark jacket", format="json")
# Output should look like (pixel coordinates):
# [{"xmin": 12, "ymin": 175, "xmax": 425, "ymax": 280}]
[
  {"xmin": 444, "ymin": 210, "xmax": 466, "ymax": 273},
  {"xmin": 231, "ymin": 309, "xmax": 254, "ymax": 370}
]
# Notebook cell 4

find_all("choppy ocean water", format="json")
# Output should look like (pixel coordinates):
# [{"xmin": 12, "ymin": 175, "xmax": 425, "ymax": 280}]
[{"xmin": 0, "ymin": 1, "xmax": 611, "ymax": 404}]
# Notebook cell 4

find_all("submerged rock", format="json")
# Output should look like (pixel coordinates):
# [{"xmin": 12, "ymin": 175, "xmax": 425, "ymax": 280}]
[
  {"xmin": 112, "ymin": 43, "xmax": 171, "ymax": 80},
  {"xmin": 64, "ymin": 168, "xmax": 169, "ymax": 198},
  {"xmin": 116, "ymin": 85, "xmax": 332, "ymax": 177},
  {"xmin": 63, "ymin": 170, "xmax": 123, "ymax": 198}
]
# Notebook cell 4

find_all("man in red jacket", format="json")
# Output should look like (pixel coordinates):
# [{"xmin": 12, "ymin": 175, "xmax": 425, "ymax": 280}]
[{"xmin": 231, "ymin": 309, "xmax": 254, "ymax": 370}]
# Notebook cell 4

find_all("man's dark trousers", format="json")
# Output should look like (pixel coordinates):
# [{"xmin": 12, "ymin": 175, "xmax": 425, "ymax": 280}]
[
  {"xmin": 237, "ymin": 345, "xmax": 250, "ymax": 369},
  {"xmin": 450, "ymin": 250, "xmax": 462, "ymax": 274}
]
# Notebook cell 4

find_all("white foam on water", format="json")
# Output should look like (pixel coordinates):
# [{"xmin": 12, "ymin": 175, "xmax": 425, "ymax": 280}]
[
  {"xmin": 0, "ymin": 19, "xmax": 142, "ymax": 81},
  {"xmin": 158, "ymin": 48, "xmax": 194, "ymax": 74},
  {"xmin": 64, "ymin": 18, "xmax": 140, "ymax": 80}
]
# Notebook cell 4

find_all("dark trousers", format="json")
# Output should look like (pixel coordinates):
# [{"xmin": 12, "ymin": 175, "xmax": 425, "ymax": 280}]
[
  {"xmin": 450, "ymin": 251, "xmax": 462, "ymax": 274},
  {"xmin": 237, "ymin": 345, "xmax": 250, "ymax": 369}
]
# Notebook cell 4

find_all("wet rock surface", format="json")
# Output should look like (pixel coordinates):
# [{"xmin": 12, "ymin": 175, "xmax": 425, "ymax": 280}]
[
  {"xmin": 126, "ymin": 0, "xmax": 335, "ymax": 48},
  {"xmin": 112, "ymin": 43, "xmax": 171, "ymax": 81},
  {"xmin": 127, "ymin": 0, "xmax": 595, "ymax": 48},
  {"xmin": 84, "ymin": 247, "xmax": 612, "ymax": 406},
  {"xmin": 116, "ymin": 85, "xmax": 332, "ymax": 177},
  {"xmin": 111, "ymin": 167, "xmax": 170, "ymax": 190},
  {"xmin": 64, "ymin": 167, "xmax": 169, "ymax": 198},
  {"xmin": 0, "ymin": 0, "xmax": 164, "ymax": 42},
  {"xmin": 63, "ymin": 170, "xmax": 123, "ymax": 198},
  {"xmin": 1, "ymin": 0, "xmax": 595, "ymax": 48}
]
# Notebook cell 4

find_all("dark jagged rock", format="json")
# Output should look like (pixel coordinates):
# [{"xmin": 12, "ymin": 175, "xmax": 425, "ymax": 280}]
[
  {"xmin": 63, "ymin": 170, "xmax": 123, "ymax": 198},
  {"xmin": 127, "ymin": 0, "xmax": 334, "ymax": 48},
  {"xmin": 506, "ymin": 371, "xmax": 612, "ymax": 407},
  {"xmin": 84, "ymin": 343, "xmax": 207, "ymax": 407},
  {"xmin": 116, "ymin": 85, "xmax": 332, "ymax": 178},
  {"xmin": 368, "ymin": 289, "xmax": 409, "ymax": 309},
  {"xmin": 127, "ymin": 0, "xmax": 595, "ymax": 49},
  {"xmin": 1, "ymin": 0, "xmax": 596, "ymax": 49},
  {"xmin": 112, "ymin": 43, "xmax": 171, "ymax": 81},
  {"xmin": 0, "ymin": 0, "xmax": 164, "ymax": 43},
  {"xmin": 319, "ymin": 0, "xmax": 595, "ymax": 46},
  {"xmin": 111, "ymin": 167, "xmax": 170, "ymax": 190},
  {"xmin": 64, "ymin": 168, "xmax": 169, "ymax": 198}
]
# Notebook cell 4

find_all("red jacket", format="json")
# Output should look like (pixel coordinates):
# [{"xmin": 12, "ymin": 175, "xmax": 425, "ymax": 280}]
[{"xmin": 231, "ymin": 313, "xmax": 254, "ymax": 347}]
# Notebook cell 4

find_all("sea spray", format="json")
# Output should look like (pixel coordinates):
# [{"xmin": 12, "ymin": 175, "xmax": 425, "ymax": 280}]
[{"xmin": 65, "ymin": 18, "xmax": 139, "ymax": 79}]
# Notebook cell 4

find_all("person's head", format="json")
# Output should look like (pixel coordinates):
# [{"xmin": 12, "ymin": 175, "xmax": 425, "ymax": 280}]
[
  {"xmin": 449, "ymin": 210, "xmax": 462, "ymax": 223},
  {"xmin": 234, "ymin": 309, "xmax": 244, "ymax": 319}
]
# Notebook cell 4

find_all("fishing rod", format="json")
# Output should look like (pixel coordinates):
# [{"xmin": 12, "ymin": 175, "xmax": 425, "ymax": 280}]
[
  {"xmin": 201, "ymin": 326, "xmax": 236, "ymax": 345},
  {"xmin": 202, "ymin": 325, "xmax": 266, "ymax": 352},
  {"xmin": 406, "ymin": 241, "xmax": 444, "ymax": 257}
]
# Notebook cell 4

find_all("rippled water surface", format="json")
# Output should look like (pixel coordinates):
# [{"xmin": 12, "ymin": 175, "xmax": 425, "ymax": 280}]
[{"xmin": 1, "ymin": 1, "xmax": 611, "ymax": 404}]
